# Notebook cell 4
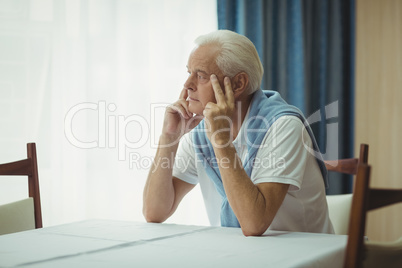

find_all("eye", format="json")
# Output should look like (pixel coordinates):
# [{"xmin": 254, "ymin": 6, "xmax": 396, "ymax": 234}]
[{"xmin": 197, "ymin": 73, "xmax": 207, "ymax": 80}]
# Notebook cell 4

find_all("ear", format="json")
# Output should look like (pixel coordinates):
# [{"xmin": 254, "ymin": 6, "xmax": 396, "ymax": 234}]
[{"xmin": 232, "ymin": 72, "xmax": 249, "ymax": 98}]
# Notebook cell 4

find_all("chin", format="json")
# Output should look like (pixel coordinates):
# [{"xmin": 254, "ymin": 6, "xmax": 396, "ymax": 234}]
[{"xmin": 188, "ymin": 104, "xmax": 203, "ymax": 116}]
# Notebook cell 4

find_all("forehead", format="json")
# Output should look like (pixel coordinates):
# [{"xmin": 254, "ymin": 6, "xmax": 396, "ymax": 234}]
[{"xmin": 187, "ymin": 44, "xmax": 221, "ymax": 73}]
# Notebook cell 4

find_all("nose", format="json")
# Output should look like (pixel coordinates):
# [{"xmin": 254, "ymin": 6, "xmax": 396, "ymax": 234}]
[{"xmin": 184, "ymin": 74, "xmax": 196, "ymax": 91}]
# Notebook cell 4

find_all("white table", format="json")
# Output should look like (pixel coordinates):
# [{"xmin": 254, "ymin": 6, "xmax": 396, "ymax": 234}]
[{"xmin": 0, "ymin": 219, "xmax": 347, "ymax": 268}]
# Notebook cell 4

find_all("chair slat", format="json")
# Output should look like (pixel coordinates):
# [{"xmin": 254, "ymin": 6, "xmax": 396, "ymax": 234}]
[
  {"xmin": 368, "ymin": 189, "xmax": 402, "ymax": 211},
  {"xmin": 0, "ymin": 159, "xmax": 32, "ymax": 176},
  {"xmin": 324, "ymin": 158, "xmax": 359, "ymax": 175}
]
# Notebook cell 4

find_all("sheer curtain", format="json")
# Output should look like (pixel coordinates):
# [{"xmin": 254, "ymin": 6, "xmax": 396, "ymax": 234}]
[{"xmin": 0, "ymin": 0, "xmax": 217, "ymax": 227}]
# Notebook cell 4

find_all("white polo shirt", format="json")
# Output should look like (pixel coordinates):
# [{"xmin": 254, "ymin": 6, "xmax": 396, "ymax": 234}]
[{"xmin": 172, "ymin": 115, "xmax": 334, "ymax": 234}]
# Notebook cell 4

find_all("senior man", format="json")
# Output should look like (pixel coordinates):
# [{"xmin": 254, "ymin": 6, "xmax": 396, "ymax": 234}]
[{"xmin": 143, "ymin": 30, "xmax": 334, "ymax": 236}]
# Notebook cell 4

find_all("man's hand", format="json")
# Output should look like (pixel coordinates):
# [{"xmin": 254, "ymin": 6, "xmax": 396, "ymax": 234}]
[
  {"xmin": 203, "ymin": 75, "xmax": 235, "ymax": 147},
  {"xmin": 162, "ymin": 88, "xmax": 203, "ymax": 143},
  {"xmin": 144, "ymin": 88, "xmax": 198, "ymax": 224}
]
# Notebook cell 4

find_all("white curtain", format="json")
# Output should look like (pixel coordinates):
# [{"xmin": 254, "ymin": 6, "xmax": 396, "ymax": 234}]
[{"xmin": 0, "ymin": 0, "xmax": 216, "ymax": 227}]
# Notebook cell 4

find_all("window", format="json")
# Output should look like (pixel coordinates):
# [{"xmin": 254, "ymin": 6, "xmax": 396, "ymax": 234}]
[{"xmin": 0, "ymin": 0, "xmax": 217, "ymax": 226}]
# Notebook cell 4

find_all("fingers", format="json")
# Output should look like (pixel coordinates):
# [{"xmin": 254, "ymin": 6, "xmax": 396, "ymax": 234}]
[
  {"xmin": 170, "ymin": 88, "xmax": 192, "ymax": 119},
  {"xmin": 210, "ymin": 74, "xmax": 225, "ymax": 104},
  {"xmin": 179, "ymin": 88, "xmax": 188, "ymax": 100},
  {"xmin": 223, "ymin": 76, "xmax": 234, "ymax": 104},
  {"xmin": 168, "ymin": 100, "xmax": 192, "ymax": 119},
  {"xmin": 210, "ymin": 75, "xmax": 235, "ymax": 106}
]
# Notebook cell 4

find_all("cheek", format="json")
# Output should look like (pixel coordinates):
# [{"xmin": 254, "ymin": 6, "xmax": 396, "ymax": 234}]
[{"xmin": 199, "ymin": 85, "xmax": 216, "ymax": 105}]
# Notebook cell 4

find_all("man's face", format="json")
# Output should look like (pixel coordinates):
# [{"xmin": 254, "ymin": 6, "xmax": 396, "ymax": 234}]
[{"xmin": 184, "ymin": 45, "xmax": 224, "ymax": 115}]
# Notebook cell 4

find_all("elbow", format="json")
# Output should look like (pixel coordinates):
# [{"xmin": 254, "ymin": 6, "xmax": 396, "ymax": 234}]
[
  {"xmin": 142, "ymin": 207, "xmax": 166, "ymax": 223},
  {"xmin": 142, "ymin": 208, "xmax": 163, "ymax": 223},
  {"xmin": 242, "ymin": 229, "xmax": 265, "ymax": 237},
  {"xmin": 241, "ymin": 222, "xmax": 270, "ymax": 237},
  {"xmin": 144, "ymin": 215, "xmax": 162, "ymax": 224}
]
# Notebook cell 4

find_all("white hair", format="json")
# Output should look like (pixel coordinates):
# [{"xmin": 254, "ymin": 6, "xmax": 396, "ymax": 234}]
[{"xmin": 194, "ymin": 30, "xmax": 264, "ymax": 95}]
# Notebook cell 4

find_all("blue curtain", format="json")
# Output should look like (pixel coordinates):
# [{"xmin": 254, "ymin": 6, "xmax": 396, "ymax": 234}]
[{"xmin": 218, "ymin": 0, "xmax": 355, "ymax": 194}]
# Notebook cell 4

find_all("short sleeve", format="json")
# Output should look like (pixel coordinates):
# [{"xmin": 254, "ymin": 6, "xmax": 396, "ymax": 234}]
[
  {"xmin": 251, "ymin": 116, "xmax": 314, "ymax": 192},
  {"xmin": 172, "ymin": 132, "xmax": 199, "ymax": 185}
]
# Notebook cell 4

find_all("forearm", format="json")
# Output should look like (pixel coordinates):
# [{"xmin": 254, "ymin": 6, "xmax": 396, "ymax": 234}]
[
  {"xmin": 214, "ymin": 144, "xmax": 277, "ymax": 236},
  {"xmin": 143, "ymin": 135, "xmax": 179, "ymax": 222}
]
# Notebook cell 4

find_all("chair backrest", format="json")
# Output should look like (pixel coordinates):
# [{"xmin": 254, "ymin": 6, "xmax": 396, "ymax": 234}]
[
  {"xmin": 324, "ymin": 144, "xmax": 369, "ymax": 235},
  {"xmin": 0, "ymin": 143, "xmax": 42, "ymax": 231},
  {"xmin": 324, "ymin": 144, "xmax": 369, "ymax": 175},
  {"xmin": 344, "ymin": 164, "xmax": 402, "ymax": 268}
]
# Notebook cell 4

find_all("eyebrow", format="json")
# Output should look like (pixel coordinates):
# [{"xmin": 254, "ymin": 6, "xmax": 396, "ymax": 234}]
[{"xmin": 186, "ymin": 66, "xmax": 210, "ymax": 75}]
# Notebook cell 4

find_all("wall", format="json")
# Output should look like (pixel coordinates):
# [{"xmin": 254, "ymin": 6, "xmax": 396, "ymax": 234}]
[{"xmin": 355, "ymin": 0, "xmax": 402, "ymax": 241}]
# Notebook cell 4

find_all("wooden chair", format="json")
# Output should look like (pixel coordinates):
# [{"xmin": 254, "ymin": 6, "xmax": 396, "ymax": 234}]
[
  {"xmin": 0, "ymin": 143, "xmax": 42, "ymax": 235},
  {"xmin": 344, "ymin": 164, "xmax": 402, "ymax": 268},
  {"xmin": 324, "ymin": 144, "xmax": 369, "ymax": 235}
]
